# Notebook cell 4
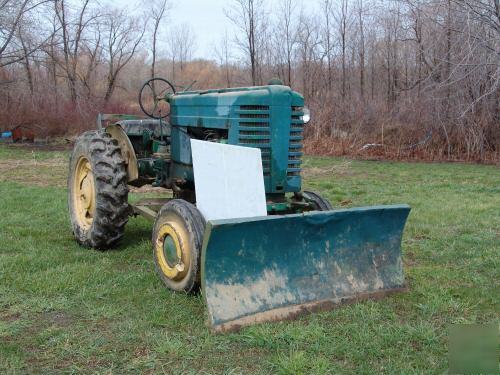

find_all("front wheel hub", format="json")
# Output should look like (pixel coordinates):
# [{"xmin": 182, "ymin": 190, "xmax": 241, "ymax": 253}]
[{"xmin": 155, "ymin": 222, "xmax": 190, "ymax": 280}]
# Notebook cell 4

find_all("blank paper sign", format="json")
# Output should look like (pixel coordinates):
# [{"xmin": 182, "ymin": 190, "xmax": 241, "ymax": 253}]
[{"xmin": 190, "ymin": 139, "xmax": 267, "ymax": 221}]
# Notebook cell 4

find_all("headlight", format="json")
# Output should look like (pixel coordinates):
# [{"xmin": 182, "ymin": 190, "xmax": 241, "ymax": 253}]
[{"xmin": 302, "ymin": 106, "xmax": 311, "ymax": 124}]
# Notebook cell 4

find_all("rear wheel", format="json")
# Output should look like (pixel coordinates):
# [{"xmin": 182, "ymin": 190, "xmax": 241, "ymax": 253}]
[
  {"xmin": 152, "ymin": 200, "xmax": 206, "ymax": 293},
  {"xmin": 303, "ymin": 190, "xmax": 333, "ymax": 211},
  {"xmin": 68, "ymin": 131, "xmax": 129, "ymax": 249}
]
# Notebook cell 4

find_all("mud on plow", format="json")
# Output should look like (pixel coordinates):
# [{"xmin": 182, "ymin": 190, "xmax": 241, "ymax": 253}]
[
  {"xmin": 203, "ymin": 205, "xmax": 410, "ymax": 331},
  {"xmin": 68, "ymin": 78, "xmax": 411, "ymax": 332}
]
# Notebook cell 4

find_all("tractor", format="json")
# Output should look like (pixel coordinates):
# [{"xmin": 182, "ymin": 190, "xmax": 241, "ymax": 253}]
[{"xmin": 68, "ymin": 78, "xmax": 410, "ymax": 331}]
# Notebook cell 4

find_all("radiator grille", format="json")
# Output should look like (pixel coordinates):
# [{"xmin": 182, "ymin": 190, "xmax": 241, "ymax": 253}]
[
  {"xmin": 239, "ymin": 113, "xmax": 269, "ymax": 118},
  {"xmin": 238, "ymin": 105, "xmax": 271, "ymax": 176},
  {"xmin": 239, "ymin": 130, "xmax": 270, "ymax": 136},
  {"xmin": 239, "ymin": 122, "xmax": 269, "ymax": 127},
  {"xmin": 240, "ymin": 105, "xmax": 269, "ymax": 111},
  {"xmin": 287, "ymin": 106, "xmax": 304, "ymax": 177},
  {"xmin": 239, "ymin": 138, "xmax": 270, "ymax": 144}
]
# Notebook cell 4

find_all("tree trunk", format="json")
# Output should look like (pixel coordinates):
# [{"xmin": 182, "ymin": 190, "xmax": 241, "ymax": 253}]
[
  {"xmin": 104, "ymin": 74, "xmax": 116, "ymax": 104},
  {"xmin": 358, "ymin": 0, "xmax": 365, "ymax": 102}
]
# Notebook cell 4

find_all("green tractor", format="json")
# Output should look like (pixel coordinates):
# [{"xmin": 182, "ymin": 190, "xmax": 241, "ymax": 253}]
[{"xmin": 68, "ymin": 78, "xmax": 410, "ymax": 332}]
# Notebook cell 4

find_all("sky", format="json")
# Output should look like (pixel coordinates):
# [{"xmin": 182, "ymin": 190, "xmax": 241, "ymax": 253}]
[
  {"xmin": 166, "ymin": 0, "xmax": 235, "ymax": 59},
  {"xmin": 103, "ymin": 0, "xmax": 306, "ymax": 60}
]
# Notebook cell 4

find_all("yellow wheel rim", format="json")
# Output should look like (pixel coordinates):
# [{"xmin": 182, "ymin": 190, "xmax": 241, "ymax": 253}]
[
  {"xmin": 73, "ymin": 156, "xmax": 95, "ymax": 229},
  {"xmin": 155, "ymin": 220, "xmax": 191, "ymax": 281}
]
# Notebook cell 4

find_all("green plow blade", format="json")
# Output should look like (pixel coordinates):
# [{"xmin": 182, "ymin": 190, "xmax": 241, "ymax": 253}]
[{"xmin": 201, "ymin": 204, "xmax": 411, "ymax": 332}]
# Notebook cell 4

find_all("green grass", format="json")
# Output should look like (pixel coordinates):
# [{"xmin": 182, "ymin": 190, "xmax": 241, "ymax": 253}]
[{"xmin": 0, "ymin": 145, "xmax": 498, "ymax": 374}]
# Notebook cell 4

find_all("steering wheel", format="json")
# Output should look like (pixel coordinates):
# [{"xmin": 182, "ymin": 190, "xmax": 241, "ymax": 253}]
[{"xmin": 138, "ymin": 78, "xmax": 176, "ymax": 119}]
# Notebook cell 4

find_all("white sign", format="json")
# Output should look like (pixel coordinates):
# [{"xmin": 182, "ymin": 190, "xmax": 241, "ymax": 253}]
[{"xmin": 190, "ymin": 140, "xmax": 267, "ymax": 221}]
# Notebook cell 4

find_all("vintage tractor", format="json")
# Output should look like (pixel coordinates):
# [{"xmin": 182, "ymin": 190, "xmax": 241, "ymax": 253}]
[{"xmin": 68, "ymin": 78, "xmax": 410, "ymax": 331}]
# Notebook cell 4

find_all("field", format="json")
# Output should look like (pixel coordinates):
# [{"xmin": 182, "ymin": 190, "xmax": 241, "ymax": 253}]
[{"xmin": 0, "ymin": 144, "xmax": 498, "ymax": 374}]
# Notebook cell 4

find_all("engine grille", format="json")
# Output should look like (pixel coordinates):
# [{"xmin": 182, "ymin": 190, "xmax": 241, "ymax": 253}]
[
  {"xmin": 288, "ymin": 106, "xmax": 303, "ymax": 176},
  {"xmin": 237, "ymin": 105, "xmax": 271, "ymax": 176}
]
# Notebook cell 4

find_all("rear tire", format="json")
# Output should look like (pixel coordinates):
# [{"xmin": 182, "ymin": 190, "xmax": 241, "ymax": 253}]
[
  {"xmin": 68, "ymin": 131, "xmax": 129, "ymax": 249},
  {"xmin": 152, "ymin": 200, "xmax": 206, "ymax": 293},
  {"xmin": 303, "ymin": 190, "xmax": 333, "ymax": 211}
]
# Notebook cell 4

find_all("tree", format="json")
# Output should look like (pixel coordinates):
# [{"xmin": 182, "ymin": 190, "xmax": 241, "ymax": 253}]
[
  {"xmin": 296, "ymin": 11, "xmax": 321, "ymax": 100},
  {"xmin": 167, "ymin": 23, "xmax": 196, "ymax": 83},
  {"xmin": 357, "ymin": 0, "xmax": 366, "ymax": 101},
  {"xmin": 148, "ymin": 0, "xmax": 170, "ymax": 80},
  {"xmin": 79, "ymin": 17, "xmax": 103, "ymax": 99},
  {"xmin": 215, "ymin": 30, "xmax": 234, "ymax": 87},
  {"xmin": 17, "ymin": 23, "xmax": 34, "ymax": 94},
  {"xmin": 321, "ymin": 0, "xmax": 334, "ymax": 91},
  {"xmin": 102, "ymin": 8, "xmax": 145, "ymax": 103},
  {"xmin": 225, "ymin": 0, "xmax": 267, "ymax": 85},
  {"xmin": 0, "ymin": 0, "xmax": 52, "ymax": 68},
  {"xmin": 334, "ymin": 0, "xmax": 352, "ymax": 101},
  {"xmin": 54, "ymin": 0, "xmax": 94, "ymax": 103},
  {"xmin": 275, "ymin": 0, "xmax": 297, "ymax": 86},
  {"xmin": 0, "ymin": 0, "xmax": 31, "ymax": 67}
]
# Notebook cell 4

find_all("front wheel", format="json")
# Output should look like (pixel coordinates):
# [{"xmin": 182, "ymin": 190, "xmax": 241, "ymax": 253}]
[
  {"xmin": 152, "ymin": 200, "xmax": 206, "ymax": 293},
  {"xmin": 303, "ymin": 190, "xmax": 333, "ymax": 211}
]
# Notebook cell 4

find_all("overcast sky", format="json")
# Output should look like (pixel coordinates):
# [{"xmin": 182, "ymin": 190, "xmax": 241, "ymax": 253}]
[{"xmin": 102, "ymin": 0, "xmax": 309, "ymax": 60}]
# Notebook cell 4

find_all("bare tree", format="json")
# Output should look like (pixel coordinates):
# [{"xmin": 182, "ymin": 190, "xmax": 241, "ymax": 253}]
[
  {"xmin": 296, "ymin": 11, "xmax": 322, "ymax": 100},
  {"xmin": 79, "ymin": 18, "xmax": 103, "ymax": 99},
  {"xmin": 167, "ymin": 23, "xmax": 196, "ymax": 82},
  {"xmin": 0, "ymin": 0, "xmax": 53, "ymax": 68},
  {"xmin": 54, "ymin": 0, "xmax": 94, "ymax": 103},
  {"xmin": 225, "ymin": 0, "xmax": 267, "ymax": 85},
  {"xmin": 334, "ymin": 0, "xmax": 352, "ymax": 101},
  {"xmin": 357, "ymin": 0, "xmax": 366, "ymax": 101},
  {"xmin": 102, "ymin": 8, "xmax": 145, "ymax": 103},
  {"xmin": 215, "ymin": 30, "xmax": 234, "ymax": 87},
  {"xmin": 275, "ymin": 0, "xmax": 297, "ymax": 86},
  {"xmin": 0, "ymin": 0, "xmax": 31, "ymax": 66},
  {"xmin": 149, "ymin": 0, "xmax": 169, "ymax": 80},
  {"xmin": 17, "ymin": 24, "xmax": 34, "ymax": 94},
  {"xmin": 321, "ymin": 0, "xmax": 334, "ymax": 91}
]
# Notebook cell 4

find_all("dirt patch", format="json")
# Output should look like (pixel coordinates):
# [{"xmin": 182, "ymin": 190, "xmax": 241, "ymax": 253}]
[
  {"xmin": 42, "ymin": 311, "xmax": 73, "ymax": 328},
  {"xmin": 403, "ymin": 251, "xmax": 418, "ymax": 267},
  {"xmin": 340, "ymin": 199, "xmax": 352, "ymax": 206},
  {"xmin": 0, "ymin": 157, "xmax": 67, "ymax": 187},
  {"xmin": 0, "ymin": 311, "xmax": 21, "ymax": 322},
  {"xmin": 133, "ymin": 346, "xmax": 151, "ymax": 358},
  {"xmin": 5, "ymin": 140, "xmax": 73, "ymax": 152},
  {"xmin": 0, "ymin": 158, "xmax": 65, "ymax": 171}
]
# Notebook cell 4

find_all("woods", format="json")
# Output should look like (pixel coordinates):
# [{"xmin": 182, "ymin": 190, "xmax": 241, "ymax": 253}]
[{"xmin": 0, "ymin": 0, "xmax": 498, "ymax": 161}]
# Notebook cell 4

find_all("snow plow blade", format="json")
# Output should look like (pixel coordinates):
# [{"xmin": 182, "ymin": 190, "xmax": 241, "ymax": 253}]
[{"xmin": 201, "ymin": 204, "xmax": 411, "ymax": 332}]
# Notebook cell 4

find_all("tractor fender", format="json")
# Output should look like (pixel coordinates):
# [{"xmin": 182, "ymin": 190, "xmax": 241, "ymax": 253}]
[{"xmin": 105, "ymin": 124, "xmax": 139, "ymax": 182}]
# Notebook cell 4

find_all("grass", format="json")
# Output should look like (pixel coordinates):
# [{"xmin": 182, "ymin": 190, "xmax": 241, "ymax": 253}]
[{"xmin": 0, "ymin": 144, "xmax": 498, "ymax": 374}]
